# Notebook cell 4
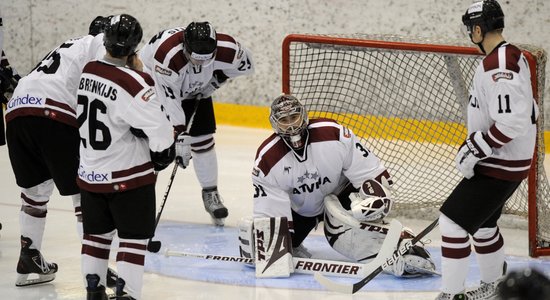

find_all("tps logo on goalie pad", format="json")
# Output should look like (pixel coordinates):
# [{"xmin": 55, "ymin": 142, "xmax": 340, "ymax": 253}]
[{"xmin": 254, "ymin": 217, "xmax": 293, "ymax": 278}]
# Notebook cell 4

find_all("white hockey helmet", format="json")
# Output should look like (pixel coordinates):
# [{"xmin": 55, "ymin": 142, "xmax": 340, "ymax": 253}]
[{"xmin": 269, "ymin": 94, "xmax": 309, "ymax": 150}]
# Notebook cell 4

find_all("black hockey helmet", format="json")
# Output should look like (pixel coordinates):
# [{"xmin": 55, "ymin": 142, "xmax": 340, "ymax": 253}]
[
  {"xmin": 462, "ymin": 0, "xmax": 504, "ymax": 35},
  {"xmin": 183, "ymin": 22, "xmax": 217, "ymax": 66},
  {"xmin": 88, "ymin": 16, "xmax": 110, "ymax": 36},
  {"xmin": 269, "ymin": 94, "xmax": 309, "ymax": 150},
  {"xmin": 103, "ymin": 14, "xmax": 143, "ymax": 58},
  {"xmin": 497, "ymin": 268, "xmax": 550, "ymax": 299}
]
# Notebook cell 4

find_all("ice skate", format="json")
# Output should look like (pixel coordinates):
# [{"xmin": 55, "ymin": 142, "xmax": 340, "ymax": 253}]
[
  {"xmin": 15, "ymin": 236, "xmax": 58, "ymax": 287},
  {"xmin": 86, "ymin": 274, "xmax": 108, "ymax": 300},
  {"xmin": 106, "ymin": 267, "xmax": 118, "ymax": 288},
  {"xmin": 114, "ymin": 277, "xmax": 136, "ymax": 299},
  {"xmin": 202, "ymin": 187, "xmax": 228, "ymax": 226},
  {"xmin": 465, "ymin": 280, "xmax": 502, "ymax": 300},
  {"xmin": 434, "ymin": 292, "xmax": 468, "ymax": 300}
]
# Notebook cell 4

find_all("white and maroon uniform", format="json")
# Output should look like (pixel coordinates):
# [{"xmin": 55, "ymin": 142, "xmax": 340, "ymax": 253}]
[
  {"xmin": 77, "ymin": 60, "xmax": 174, "ymax": 193},
  {"xmin": 139, "ymin": 27, "xmax": 254, "ymax": 130},
  {"xmin": 6, "ymin": 34, "xmax": 105, "ymax": 126},
  {"xmin": 468, "ymin": 42, "xmax": 538, "ymax": 181},
  {"xmin": 252, "ymin": 118, "xmax": 389, "ymax": 222}
]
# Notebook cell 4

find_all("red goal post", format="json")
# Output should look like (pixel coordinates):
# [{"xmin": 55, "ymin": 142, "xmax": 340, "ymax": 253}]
[{"xmin": 282, "ymin": 33, "xmax": 549, "ymax": 257}]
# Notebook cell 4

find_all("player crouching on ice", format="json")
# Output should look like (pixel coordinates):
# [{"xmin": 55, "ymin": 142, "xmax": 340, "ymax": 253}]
[{"xmin": 239, "ymin": 94, "xmax": 437, "ymax": 278}]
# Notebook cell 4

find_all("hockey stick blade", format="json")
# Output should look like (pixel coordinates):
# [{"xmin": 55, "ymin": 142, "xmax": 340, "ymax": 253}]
[
  {"xmin": 315, "ymin": 219, "xmax": 439, "ymax": 294},
  {"xmin": 165, "ymin": 250, "xmax": 368, "ymax": 278},
  {"xmin": 314, "ymin": 218, "xmax": 403, "ymax": 293}
]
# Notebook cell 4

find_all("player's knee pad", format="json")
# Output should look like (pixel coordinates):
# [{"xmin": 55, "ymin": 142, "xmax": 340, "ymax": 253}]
[
  {"xmin": 473, "ymin": 226, "xmax": 498, "ymax": 240},
  {"xmin": 324, "ymin": 194, "xmax": 388, "ymax": 261},
  {"xmin": 20, "ymin": 179, "xmax": 55, "ymax": 216},
  {"xmin": 439, "ymin": 213, "xmax": 468, "ymax": 237},
  {"xmin": 349, "ymin": 179, "xmax": 392, "ymax": 222}
]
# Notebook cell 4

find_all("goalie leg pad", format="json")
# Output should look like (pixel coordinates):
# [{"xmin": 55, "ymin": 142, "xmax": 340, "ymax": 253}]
[
  {"xmin": 253, "ymin": 217, "xmax": 293, "ymax": 278},
  {"xmin": 237, "ymin": 216, "xmax": 255, "ymax": 265}
]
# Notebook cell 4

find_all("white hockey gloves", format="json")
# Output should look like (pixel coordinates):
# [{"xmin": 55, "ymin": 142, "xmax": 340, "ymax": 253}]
[
  {"xmin": 175, "ymin": 133, "xmax": 192, "ymax": 169},
  {"xmin": 350, "ymin": 179, "xmax": 393, "ymax": 222},
  {"xmin": 455, "ymin": 131, "xmax": 493, "ymax": 179}
]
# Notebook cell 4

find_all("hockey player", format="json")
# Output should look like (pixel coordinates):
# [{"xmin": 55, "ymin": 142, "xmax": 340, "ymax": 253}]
[
  {"xmin": 0, "ymin": 9, "xmax": 21, "ymax": 146},
  {"xmin": 139, "ymin": 21, "xmax": 255, "ymax": 226},
  {"xmin": 436, "ymin": 1, "xmax": 538, "ymax": 299},
  {"xmin": 240, "ymin": 94, "xmax": 436, "ymax": 277},
  {"xmin": 77, "ymin": 14, "xmax": 175, "ymax": 300},
  {"xmin": 5, "ymin": 17, "xmax": 108, "ymax": 287},
  {"xmin": 0, "ymin": 8, "xmax": 21, "ymax": 235}
]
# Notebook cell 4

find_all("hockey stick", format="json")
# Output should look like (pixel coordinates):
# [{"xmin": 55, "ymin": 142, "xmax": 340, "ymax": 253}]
[
  {"xmin": 314, "ymin": 219, "xmax": 439, "ymax": 294},
  {"xmin": 147, "ymin": 163, "xmax": 178, "ymax": 253},
  {"xmin": 147, "ymin": 99, "xmax": 201, "ymax": 252},
  {"xmin": 165, "ymin": 250, "xmax": 370, "ymax": 278}
]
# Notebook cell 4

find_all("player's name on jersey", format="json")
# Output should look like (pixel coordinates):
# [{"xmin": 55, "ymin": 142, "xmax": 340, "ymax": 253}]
[
  {"xmin": 79, "ymin": 77, "xmax": 118, "ymax": 100},
  {"xmin": 7, "ymin": 94, "xmax": 44, "ymax": 109}
]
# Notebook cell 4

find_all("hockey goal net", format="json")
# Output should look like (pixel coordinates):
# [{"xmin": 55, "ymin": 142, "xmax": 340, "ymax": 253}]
[{"xmin": 282, "ymin": 34, "xmax": 549, "ymax": 257}]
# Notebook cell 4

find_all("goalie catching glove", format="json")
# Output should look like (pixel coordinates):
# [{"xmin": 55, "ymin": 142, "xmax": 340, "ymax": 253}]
[
  {"xmin": 455, "ymin": 131, "xmax": 493, "ymax": 179},
  {"xmin": 350, "ymin": 179, "xmax": 392, "ymax": 222}
]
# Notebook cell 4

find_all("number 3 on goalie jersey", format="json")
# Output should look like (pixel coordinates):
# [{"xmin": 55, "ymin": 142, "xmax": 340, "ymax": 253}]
[{"xmin": 253, "ymin": 184, "xmax": 267, "ymax": 198}]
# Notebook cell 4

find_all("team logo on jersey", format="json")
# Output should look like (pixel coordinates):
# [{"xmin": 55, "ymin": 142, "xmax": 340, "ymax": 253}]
[
  {"xmin": 293, "ymin": 170, "xmax": 332, "ymax": 194},
  {"xmin": 492, "ymin": 72, "xmax": 513, "ymax": 82},
  {"xmin": 284, "ymin": 166, "xmax": 292, "ymax": 174},
  {"xmin": 155, "ymin": 65, "xmax": 172, "ymax": 76},
  {"xmin": 141, "ymin": 88, "xmax": 155, "ymax": 102},
  {"xmin": 252, "ymin": 167, "xmax": 260, "ymax": 177},
  {"xmin": 7, "ymin": 94, "xmax": 43, "ymax": 109},
  {"xmin": 343, "ymin": 127, "xmax": 351, "ymax": 138}
]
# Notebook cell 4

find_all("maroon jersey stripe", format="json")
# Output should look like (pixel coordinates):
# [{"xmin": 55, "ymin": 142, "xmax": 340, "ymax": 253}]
[
  {"xmin": 257, "ymin": 136, "xmax": 290, "ymax": 176},
  {"xmin": 476, "ymin": 165, "xmax": 530, "ymax": 181},
  {"xmin": 215, "ymin": 46, "xmax": 236, "ymax": 64},
  {"xmin": 505, "ymin": 45, "xmax": 521, "ymax": 73},
  {"xmin": 168, "ymin": 52, "xmax": 188, "ymax": 73},
  {"xmin": 217, "ymin": 33, "xmax": 236, "ymax": 44},
  {"xmin": 112, "ymin": 161, "xmax": 154, "ymax": 179},
  {"xmin": 45, "ymin": 98, "xmax": 76, "ymax": 114},
  {"xmin": 483, "ymin": 49, "xmax": 499, "ymax": 72},
  {"xmin": 309, "ymin": 119, "xmax": 340, "ymax": 143},
  {"xmin": 481, "ymin": 157, "xmax": 532, "ymax": 167},
  {"xmin": 155, "ymin": 32, "xmax": 183, "ymax": 63},
  {"xmin": 488, "ymin": 124, "xmax": 512, "ymax": 146},
  {"xmin": 83, "ymin": 62, "xmax": 145, "ymax": 97}
]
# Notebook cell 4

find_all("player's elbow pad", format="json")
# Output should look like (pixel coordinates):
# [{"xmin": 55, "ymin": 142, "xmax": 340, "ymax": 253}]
[{"xmin": 150, "ymin": 142, "xmax": 176, "ymax": 171}]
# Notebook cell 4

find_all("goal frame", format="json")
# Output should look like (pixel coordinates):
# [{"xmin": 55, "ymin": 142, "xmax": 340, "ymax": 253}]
[{"xmin": 281, "ymin": 33, "xmax": 547, "ymax": 257}]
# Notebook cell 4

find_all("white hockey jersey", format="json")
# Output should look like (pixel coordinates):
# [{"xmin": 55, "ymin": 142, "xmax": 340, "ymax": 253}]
[
  {"xmin": 139, "ymin": 27, "xmax": 254, "ymax": 131},
  {"xmin": 77, "ymin": 60, "xmax": 174, "ymax": 193},
  {"xmin": 252, "ymin": 118, "xmax": 389, "ymax": 223},
  {"xmin": 6, "ymin": 34, "xmax": 105, "ymax": 127},
  {"xmin": 468, "ymin": 42, "xmax": 538, "ymax": 181}
]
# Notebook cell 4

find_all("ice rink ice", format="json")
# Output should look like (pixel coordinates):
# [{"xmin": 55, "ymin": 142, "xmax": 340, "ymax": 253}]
[{"xmin": 1, "ymin": 125, "xmax": 549, "ymax": 300}]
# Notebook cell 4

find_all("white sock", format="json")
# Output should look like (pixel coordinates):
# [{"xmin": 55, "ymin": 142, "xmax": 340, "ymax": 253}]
[
  {"xmin": 439, "ymin": 214, "xmax": 471, "ymax": 294},
  {"xmin": 473, "ymin": 227, "xmax": 505, "ymax": 283}
]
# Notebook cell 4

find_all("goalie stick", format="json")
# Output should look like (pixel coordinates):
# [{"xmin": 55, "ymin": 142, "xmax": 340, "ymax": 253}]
[
  {"xmin": 314, "ymin": 218, "xmax": 439, "ymax": 294},
  {"xmin": 164, "ymin": 250, "xmax": 370, "ymax": 278}
]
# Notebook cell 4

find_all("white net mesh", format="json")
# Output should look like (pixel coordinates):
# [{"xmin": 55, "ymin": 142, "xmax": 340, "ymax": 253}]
[{"xmin": 284, "ymin": 33, "xmax": 550, "ymax": 252}]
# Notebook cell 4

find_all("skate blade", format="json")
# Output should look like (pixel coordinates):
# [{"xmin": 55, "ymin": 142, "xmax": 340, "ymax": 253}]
[
  {"xmin": 212, "ymin": 217, "xmax": 226, "ymax": 226},
  {"xmin": 15, "ymin": 273, "xmax": 56, "ymax": 286}
]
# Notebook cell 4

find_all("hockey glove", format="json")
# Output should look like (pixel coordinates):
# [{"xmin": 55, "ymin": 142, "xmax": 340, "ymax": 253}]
[
  {"xmin": 175, "ymin": 133, "xmax": 192, "ymax": 169},
  {"xmin": 455, "ymin": 131, "xmax": 493, "ymax": 179},
  {"xmin": 150, "ymin": 142, "xmax": 176, "ymax": 171}
]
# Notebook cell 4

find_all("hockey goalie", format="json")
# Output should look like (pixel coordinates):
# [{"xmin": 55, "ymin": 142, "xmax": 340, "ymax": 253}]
[{"xmin": 240, "ymin": 94, "xmax": 437, "ymax": 278}]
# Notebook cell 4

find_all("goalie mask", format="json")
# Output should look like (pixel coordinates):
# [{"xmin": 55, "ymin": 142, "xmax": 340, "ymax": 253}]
[
  {"xmin": 183, "ymin": 22, "xmax": 217, "ymax": 67},
  {"xmin": 269, "ymin": 94, "xmax": 309, "ymax": 150}
]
